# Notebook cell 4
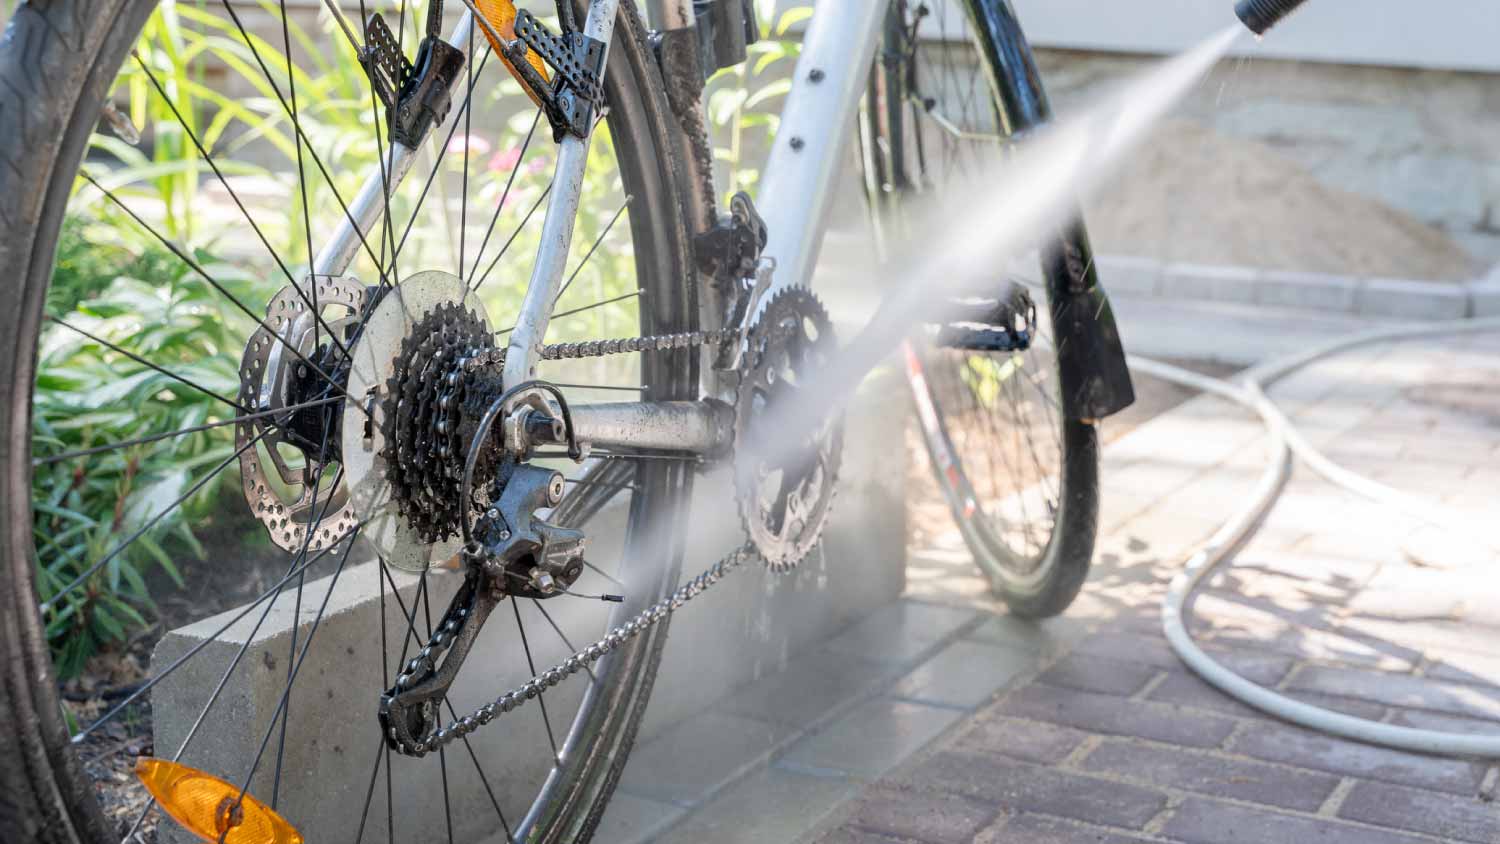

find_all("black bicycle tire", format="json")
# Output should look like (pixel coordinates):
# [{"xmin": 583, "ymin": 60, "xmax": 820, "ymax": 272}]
[
  {"xmin": 0, "ymin": 1, "xmax": 697, "ymax": 841},
  {"xmin": 871, "ymin": 0, "xmax": 1101, "ymax": 618}
]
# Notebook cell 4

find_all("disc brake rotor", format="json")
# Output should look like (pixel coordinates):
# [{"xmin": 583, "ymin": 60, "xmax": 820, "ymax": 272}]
[{"xmin": 236, "ymin": 276, "xmax": 365, "ymax": 552}]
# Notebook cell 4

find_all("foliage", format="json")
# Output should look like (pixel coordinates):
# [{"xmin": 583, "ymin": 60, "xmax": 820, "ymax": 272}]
[
  {"xmin": 704, "ymin": 1, "xmax": 810, "ymax": 202},
  {"xmin": 34, "ymin": 224, "xmax": 271, "ymax": 677}
]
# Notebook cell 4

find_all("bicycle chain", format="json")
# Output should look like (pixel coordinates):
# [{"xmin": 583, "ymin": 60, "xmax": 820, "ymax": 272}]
[
  {"xmin": 390, "ymin": 323, "xmax": 751, "ymax": 756},
  {"xmin": 404, "ymin": 544, "xmax": 758, "ymax": 755}
]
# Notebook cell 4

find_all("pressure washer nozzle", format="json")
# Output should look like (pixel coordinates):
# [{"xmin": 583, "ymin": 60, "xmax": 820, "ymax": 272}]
[{"xmin": 1234, "ymin": 0, "xmax": 1309, "ymax": 35}]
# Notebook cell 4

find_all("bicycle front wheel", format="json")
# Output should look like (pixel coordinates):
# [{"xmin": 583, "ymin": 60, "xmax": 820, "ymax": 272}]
[
  {"xmin": 862, "ymin": 0, "xmax": 1105, "ymax": 618},
  {"xmin": 0, "ymin": 1, "xmax": 696, "ymax": 842}
]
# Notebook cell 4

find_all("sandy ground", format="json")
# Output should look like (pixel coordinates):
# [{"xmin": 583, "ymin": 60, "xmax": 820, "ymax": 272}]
[{"xmin": 1084, "ymin": 119, "xmax": 1478, "ymax": 281}]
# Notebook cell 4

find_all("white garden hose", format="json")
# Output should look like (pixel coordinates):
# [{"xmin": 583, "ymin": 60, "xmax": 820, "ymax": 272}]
[{"xmin": 1133, "ymin": 315, "xmax": 1500, "ymax": 758}]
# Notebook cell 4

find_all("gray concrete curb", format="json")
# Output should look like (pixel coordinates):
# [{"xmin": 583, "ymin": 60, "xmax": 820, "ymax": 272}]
[{"xmin": 1097, "ymin": 255, "xmax": 1500, "ymax": 320}]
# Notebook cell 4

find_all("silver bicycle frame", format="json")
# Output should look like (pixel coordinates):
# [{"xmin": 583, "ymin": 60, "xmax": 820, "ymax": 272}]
[{"xmin": 317, "ymin": 0, "xmax": 886, "ymax": 457}]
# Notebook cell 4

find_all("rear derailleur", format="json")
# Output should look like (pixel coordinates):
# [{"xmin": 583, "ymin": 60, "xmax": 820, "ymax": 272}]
[{"xmin": 378, "ymin": 458, "xmax": 597, "ymax": 754}]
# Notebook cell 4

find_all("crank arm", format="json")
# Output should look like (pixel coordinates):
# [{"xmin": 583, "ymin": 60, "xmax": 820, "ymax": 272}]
[{"xmin": 379, "ymin": 571, "xmax": 502, "ymax": 753}]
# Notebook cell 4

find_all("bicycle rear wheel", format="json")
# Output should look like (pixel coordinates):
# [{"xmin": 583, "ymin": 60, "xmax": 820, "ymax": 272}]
[
  {"xmin": 862, "ymin": 0, "xmax": 1106, "ymax": 618},
  {"xmin": 0, "ymin": 2, "xmax": 694, "ymax": 842}
]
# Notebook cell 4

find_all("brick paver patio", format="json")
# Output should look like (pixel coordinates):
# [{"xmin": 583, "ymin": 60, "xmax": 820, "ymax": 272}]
[
  {"xmin": 615, "ymin": 329, "xmax": 1500, "ymax": 844},
  {"xmin": 808, "ymin": 334, "xmax": 1500, "ymax": 844}
]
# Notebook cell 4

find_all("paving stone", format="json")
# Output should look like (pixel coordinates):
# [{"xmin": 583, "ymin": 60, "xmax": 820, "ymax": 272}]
[
  {"xmin": 1146, "ymin": 670, "xmax": 1267, "ymax": 719},
  {"xmin": 956, "ymin": 716, "xmax": 1090, "ymax": 764},
  {"xmin": 721, "ymin": 647, "xmax": 902, "ymax": 729},
  {"xmin": 1426, "ymin": 649, "xmax": 1500, "ymax": 688},
  {"xmin": 1255, "ymin": 269, "xmax": 1359, "ymax": 312},
  {"xmin": 1388, "ymin": 706, "xmax": 1500, "ymax": 736},
  {"xmin": 1162, "ymin": 797, "xmax": 1431, "ymax": 844},
  {"xmin": 1229, "ymin": 722, "xmax": 1486, "ymax": 795},
  {"xmin": 993, "ymin": 813, "xmax": 1156, "ymax": 843},
  {"xmin": 654, "ymin": 766, "xmax": 858, "ymax": 844},
  {"xmin": 618, "ymin": 710, "xmax": 796, "ymax": 806},
  {"xmin": 825, "ymin": 600, "xmax": 983, "ymax": 665},
  {"xmin": 998, "ymin": 685, "xmax": 1237, "ymax": 748},
  {"xmin": 896, "ymin": 751, "xmax": 1167, "ymax": 829},
  {"xmin": 1286, "ymin": 664, "xmax": 1500, "ymax": 721},
  {"xmin": 845, "ymin": 786, "xmax": 997, "ymax": 844},
  {"xmin": 1357, "ymin": 278, "xmax": 1471, "ymax": 320},
  {"xmin": 1072, "ymin": 631, "xmax": 1180, "ymax": 669},
  {"xmin": 815, "ymin": 827, "xmax": 909, "ymax": 844},
  {"xmin": 591, "ymin": 792, "xmax": 688, "ymax": 844},
  {"xmin": 1035, "ymin": 653, "xmax": 1161, "ymax": 697},
  {"xmin": 779, "ymin": 698, "xmax": 964, "ymax": 780},
  {"xmin": 1081, "ymin": 739, "xmax": 1341, "ymax": 812},
  {"xmin": 1338, "ymin": 779, "xmax": 1500, "ymax": 843},
  {"xmin": 892, "ymin": 640, "xmax": 1038, "ymax": 709},
  {"xmin": 962, "ymin": 613, "xmax": 1091, "ymax": 658}
]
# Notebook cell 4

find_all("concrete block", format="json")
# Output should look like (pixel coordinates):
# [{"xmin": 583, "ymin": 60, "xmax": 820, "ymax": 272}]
[
  {"xmin": 1159, "ymin": 263, "xmax": 1259, "ymax": 304},
  {"xmin": 1357, "ymin": 278, "xmax": 1470, "ymax": 320},
  {"xmin": 719, "ymin": 646, "xmax": 904, "ymax": 730},
  {"xmin": 1096, "ymin": 254, "xmax": 1163, "ymax": 297},
  {"xmin": 1467, "ymin": 271, "xmax": 1500, "ymax": 316},
  {"xmin": 823, "ymin": 599, "xmax": 981, "ymax": 665},
  {"xmin": 1255, "ymin": 270, "xmax": 1359, "ymax": 313}
]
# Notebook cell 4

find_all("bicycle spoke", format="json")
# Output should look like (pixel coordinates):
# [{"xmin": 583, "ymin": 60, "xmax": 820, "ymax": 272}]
[
  {"xmin": 68, "ymin": 515, "xmax": 370, "ymax": 742},
  {"xmin": 33, "ymin": 396, "xmax": 340, "ymax": 466},
  {"xmin": 218, "ymin": 0, "xmax": 398, "ymax": 290},
  {"xmin": 390, "ymin": 47, "xmax": 500, "ymax": 266},
  {"xmin": 530, "ymin": 600, "xmax": 597, "ymax": 683},
  {"xmin": 552, "ymin": 198, "xmax": 632, "ymax": 307},
  {"xmin": 512, "ymin": 599, "xmax": 560, "ymax": 761},
  {"xmin": 468, "ymin": 111, "xmax": 545, "ymax": 287},
  {"xmin": 130, "ymin": 51, "xmax": 351, "ymax": 360},
  {"xmin": 231, "ymin": 529, "xmax": 362, "ymax": 808},
  {"xmin": 118, "ymin": 470, "xmax": 354, "ymax": 838},
  {"xmin": 419, "ymin": 580, "xmax": 458, "ymax": 844},
  {"xmin": 80, "ymin": 172, "xmax": 367, "ymax": 414},
  {"xmin": 474, "ymin": 181, "xmax": 553, "ymax": 292},
  {"xmin": 41, "ymin": 429, "xmax": 268, "ymax": 614},
  {"xmin": 45, "ymin": 315, "xmax": 247, "ymax": 413},
  {"xmin": 498, "ymin": 289, "xmax": 643, "ymax": 337}
]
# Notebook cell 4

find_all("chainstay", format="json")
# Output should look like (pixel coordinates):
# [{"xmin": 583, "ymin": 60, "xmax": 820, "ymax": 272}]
[{"xmin": 404, "ymin": 543, "xmax": 759, "ymax": 756}]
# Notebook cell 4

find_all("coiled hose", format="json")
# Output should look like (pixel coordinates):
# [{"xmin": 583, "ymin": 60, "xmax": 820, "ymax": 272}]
[{"xmin": 1134, "ymin": 316, "xmax": 1500, "ymax": 758}]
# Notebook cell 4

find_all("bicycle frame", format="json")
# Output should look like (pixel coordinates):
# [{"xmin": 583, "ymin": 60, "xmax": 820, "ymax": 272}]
[{"xmin": 313, "ymin": 0, "xmax": 1128, "ymax": 458}]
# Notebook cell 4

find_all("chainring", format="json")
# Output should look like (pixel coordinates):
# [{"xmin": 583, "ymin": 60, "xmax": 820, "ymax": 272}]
[{"xmin": 735, "ymin": 287, "xmax": 844, "ymax": 571}]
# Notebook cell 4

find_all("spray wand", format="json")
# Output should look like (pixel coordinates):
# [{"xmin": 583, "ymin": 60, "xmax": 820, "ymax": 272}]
[{"xmin": 1234, "ymin": 0, "xmax": 1310, "ymax": 35}]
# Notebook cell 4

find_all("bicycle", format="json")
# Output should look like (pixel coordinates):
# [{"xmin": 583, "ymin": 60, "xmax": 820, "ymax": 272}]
[{"xmin": 0, "ymin": 0, "xmax": 1133, "ymax": 841}]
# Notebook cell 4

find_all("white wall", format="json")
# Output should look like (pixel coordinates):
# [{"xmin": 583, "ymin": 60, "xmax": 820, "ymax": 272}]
[{"xmin": 1005, "ymin": 0, "xmax": 1500, "ymax": 73}]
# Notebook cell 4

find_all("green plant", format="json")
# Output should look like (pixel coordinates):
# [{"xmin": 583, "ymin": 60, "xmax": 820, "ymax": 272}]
[
  {"xmin": 704, "ymin": 2, "xmax": 810, "ymax": 202},
  {"xmin": 34, "ymin": 230, "xmax": 272, "ymax": 678}
]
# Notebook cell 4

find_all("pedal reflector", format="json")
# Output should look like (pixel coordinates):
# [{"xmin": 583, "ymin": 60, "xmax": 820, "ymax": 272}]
[
  {"xmin": 135, "ymin": 758, "xmax": 304, "ymax": 844},
  {"xmin": 474, "ymin": 0, "xmax": 551, "ymax": 107}
]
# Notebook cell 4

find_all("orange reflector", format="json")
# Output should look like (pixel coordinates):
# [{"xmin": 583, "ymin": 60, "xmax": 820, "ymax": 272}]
[
  {"xmin": 473, "ymin": 0, "xmax": 552, "ymax": 108},
  {"xmin": 135, "ymin": 758, "xmax": 304, "ymax": 844}
]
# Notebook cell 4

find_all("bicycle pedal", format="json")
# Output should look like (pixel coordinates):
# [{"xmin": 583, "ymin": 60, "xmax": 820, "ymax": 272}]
[{"xmin": 359, "ymin": 13, "xmax": 410, "ymax": 112}]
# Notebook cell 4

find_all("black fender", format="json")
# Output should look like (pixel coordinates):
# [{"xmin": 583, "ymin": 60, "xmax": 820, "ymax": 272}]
[{"xmin": 964, "ymin": 0, "xmax": 1137, "ymax": 420}]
